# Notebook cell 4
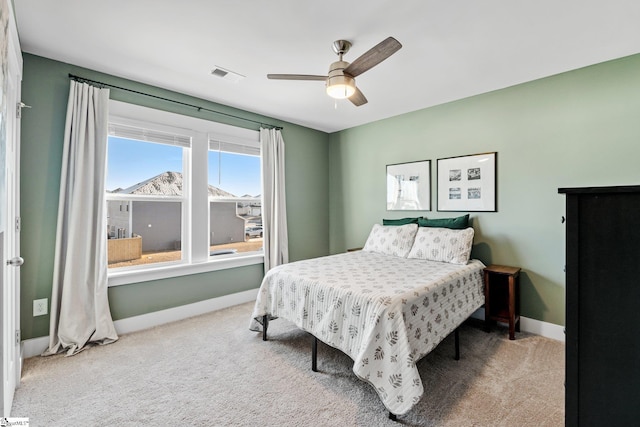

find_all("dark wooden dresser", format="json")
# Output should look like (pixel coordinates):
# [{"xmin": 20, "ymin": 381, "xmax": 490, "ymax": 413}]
[{"xmin": 559, "ymin": 185, "xmax": 640, "ymax": 426}]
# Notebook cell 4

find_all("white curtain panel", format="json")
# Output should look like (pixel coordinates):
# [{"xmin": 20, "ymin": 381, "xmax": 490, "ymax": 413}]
[
  {"xmin": 44, "ymin": 81, "xmax": 118, "ymax": 356},
  {"xmin": 260, "ymin": 128, "xmax": 289, "ymax": 272}
]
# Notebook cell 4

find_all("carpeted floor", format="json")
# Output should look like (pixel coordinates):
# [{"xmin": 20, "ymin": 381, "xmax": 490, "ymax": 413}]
[{"xmin": 12, "ymin": 302, "xmax": 564, "ymax": 426}]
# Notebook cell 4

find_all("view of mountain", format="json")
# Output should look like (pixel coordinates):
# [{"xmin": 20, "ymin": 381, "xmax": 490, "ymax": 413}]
[{"xmin": 111, "ymin": 171, "xmax": 237, "ymax": 198}]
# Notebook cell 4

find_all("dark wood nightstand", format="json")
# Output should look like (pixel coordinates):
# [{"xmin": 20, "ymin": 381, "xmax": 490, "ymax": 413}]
[{"xmin": 484, "ymin": 264, "xmax": 521, "ymax": 340}]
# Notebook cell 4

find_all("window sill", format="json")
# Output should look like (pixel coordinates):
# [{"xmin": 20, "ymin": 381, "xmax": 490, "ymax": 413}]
[{"xmin": 107, "ymin": 253, "xmax": 264, "ymax": 287}]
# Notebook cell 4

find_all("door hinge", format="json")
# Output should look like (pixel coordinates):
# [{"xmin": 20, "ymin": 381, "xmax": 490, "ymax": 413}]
[
  {"xmin": 15, "ymin": 216, "xmax": 21, "ymax": 232},
  {"xmin": 15, "ymin": 330, "xmax": 20, "ymax": 345}
]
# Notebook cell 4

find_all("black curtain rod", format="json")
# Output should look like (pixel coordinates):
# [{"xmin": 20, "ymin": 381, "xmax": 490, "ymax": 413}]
[{"xmin": 68, "ymin": 74, "xmax": 282, "ymax": 130}]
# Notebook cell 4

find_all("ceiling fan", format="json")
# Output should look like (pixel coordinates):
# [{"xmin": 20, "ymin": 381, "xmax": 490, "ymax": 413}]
[{"xmin": 267, "ymin": 37, "xmax": 402, "ymax": 107}]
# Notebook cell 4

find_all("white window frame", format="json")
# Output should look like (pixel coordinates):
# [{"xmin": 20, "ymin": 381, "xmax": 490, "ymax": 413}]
[{"xmin": 107, "ymin": 100, "xmax": 263, "ymax": 287}]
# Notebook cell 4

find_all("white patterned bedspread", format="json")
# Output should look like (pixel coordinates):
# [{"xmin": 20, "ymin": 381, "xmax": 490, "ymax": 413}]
[{"xmin": 250, "ymin": 251, "xmax": 485, "ymax": 415}]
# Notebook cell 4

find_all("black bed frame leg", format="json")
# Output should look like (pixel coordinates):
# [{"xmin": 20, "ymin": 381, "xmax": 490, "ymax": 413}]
[
  {"xmin": 312, "ymin": 336, "xmax": 318, "ymax": 372},
  {"xmin": 454, "ymin": 327, "xmax": 460, "ymax": 361},
  {"xmin": 389, "ymin": 412, "xmax": 397, "ymax": 421},
  {"xmin": 262, "ymin": 315, "xmax": 269, "ymax": 341}
]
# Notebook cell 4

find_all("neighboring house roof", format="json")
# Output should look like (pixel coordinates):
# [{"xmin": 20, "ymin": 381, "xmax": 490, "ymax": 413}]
[{"xmin": 114, "ymin": 171, "xmax": 236, "ymax": 198}]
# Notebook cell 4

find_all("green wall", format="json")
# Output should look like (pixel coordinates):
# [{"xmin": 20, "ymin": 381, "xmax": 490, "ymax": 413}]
[
  {"xmin": 22, "ymin": 51, "xmax": 640, "ymax": 337},
  {"xmin": 20, "ymin": 54, "xmax": 330, "ymax": 340},
  {"xmin": 329, "ymin": 53, "xmax": 640, "ymax": 327}
]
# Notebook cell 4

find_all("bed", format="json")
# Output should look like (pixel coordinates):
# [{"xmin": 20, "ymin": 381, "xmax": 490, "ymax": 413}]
[{"xmin": 250, "ymin": 223, "xmax": 485, "ymax": 417}]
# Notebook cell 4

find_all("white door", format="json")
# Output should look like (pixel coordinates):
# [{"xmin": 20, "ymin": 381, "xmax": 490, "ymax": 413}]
[{"xmin": 1, "ymin": 0, "xmax": 23, "ymax": 416}]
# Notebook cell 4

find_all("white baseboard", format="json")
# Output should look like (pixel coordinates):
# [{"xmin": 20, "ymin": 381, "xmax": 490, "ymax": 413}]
[
  {"xmin": 21, "ymin": 288, "xmax": 259, "ymax": 359},
  {"xmin": 22, "ymin": 292, "xmax": 563, "ymax": 359},
  {"xmin": 520, "ymin": 316, "xmax": 565, "ymax": 342},
  {"xmin": 21, "ymin": 336, "xmax": 49, "ymax": 361},
  {"xmin": 113, "ymin": 288, "xmax": 259, "ymax": 335},
  {"xmin": 471, "ymin": 308, "xmax": 565, "ymax": 342}
]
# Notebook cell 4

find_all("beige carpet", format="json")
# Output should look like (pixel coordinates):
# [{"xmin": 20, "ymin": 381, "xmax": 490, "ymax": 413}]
[{"xmin": 12, "ymin": 302, "xmax": 564, "ymax": 426}]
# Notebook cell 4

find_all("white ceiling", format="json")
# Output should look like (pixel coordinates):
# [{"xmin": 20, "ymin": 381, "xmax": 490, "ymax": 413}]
[{"xmin": 14, "ymin": 0, "xmax": 640, "ymax": 133}]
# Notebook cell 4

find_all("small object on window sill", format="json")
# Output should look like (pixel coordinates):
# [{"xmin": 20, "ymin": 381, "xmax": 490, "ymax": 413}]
[
  {"xmin": 347, "ymin": 247, "xmax": 362, "ymax": 252},
  {"xmin": 210, "ymin": 249, "xmax": 238, "ymax": 256}
]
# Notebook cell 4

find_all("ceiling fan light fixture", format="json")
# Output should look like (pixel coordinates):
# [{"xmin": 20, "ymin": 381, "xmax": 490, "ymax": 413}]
[{"xmin": 326, "ymin": 74, "xmax": 356, "ymax": 99}]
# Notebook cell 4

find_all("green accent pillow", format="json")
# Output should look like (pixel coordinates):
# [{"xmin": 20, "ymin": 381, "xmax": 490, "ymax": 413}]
[
  {"xmin": 382, "ymin": 217, "xmax": 420, "ymax": 226},
  {"xmin": 418, "ymin": 214, "xmax": 470, "ymax": 229}
]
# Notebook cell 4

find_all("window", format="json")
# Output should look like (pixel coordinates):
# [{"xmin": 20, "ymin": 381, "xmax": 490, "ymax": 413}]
[
  {"xmin": 106, "ymin": 101, "xmax": 263, "ymax": 286},
  {"xmin": 106, "ymin": 126, "xmax": 189, "ymax": 269},
  {"xmin": 208, "ymin": 138, "xmax": 262, "ymax": 258}
]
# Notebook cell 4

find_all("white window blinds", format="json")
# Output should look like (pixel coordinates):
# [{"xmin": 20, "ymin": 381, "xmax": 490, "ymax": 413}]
[
  {"xmin": 208, "ymin": 135, "xmax": 260, "ymax": 157},
  {"xmin": 108, "ymin": 123, "xmax": 191, "ymax": 148}
]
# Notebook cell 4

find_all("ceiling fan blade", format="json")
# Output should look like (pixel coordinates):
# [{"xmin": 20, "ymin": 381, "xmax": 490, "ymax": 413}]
[
  {"xmin": 343, "ymin": 37, "xmax": 402, "ymax": 77},
  {"xmin": 349, "ymin": 87, "xmax": 368, "ymax": 107},
  {"xmin": 267, "ymin": 74, "xmax": 327, "ymax": 81}
]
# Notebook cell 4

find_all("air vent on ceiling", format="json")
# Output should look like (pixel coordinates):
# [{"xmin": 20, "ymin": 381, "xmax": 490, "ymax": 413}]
[{"xmin": 210, "ymin": 66, "xmax": 245, "ymax": 83}]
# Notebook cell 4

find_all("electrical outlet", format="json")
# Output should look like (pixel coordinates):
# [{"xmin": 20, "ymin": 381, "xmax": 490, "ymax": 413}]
[{"xmin": 33, "ymin": 298, "xmax": 48, "ymax": 316}]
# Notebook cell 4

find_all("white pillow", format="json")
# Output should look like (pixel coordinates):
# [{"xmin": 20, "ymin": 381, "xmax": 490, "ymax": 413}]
[
  {"xmin": 362, "ymin": 223, "xmax": 418, "ymax": 258},
  {"xmin": 407, "ymin": 227, "xmax": 474, "ymax": 264}
]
